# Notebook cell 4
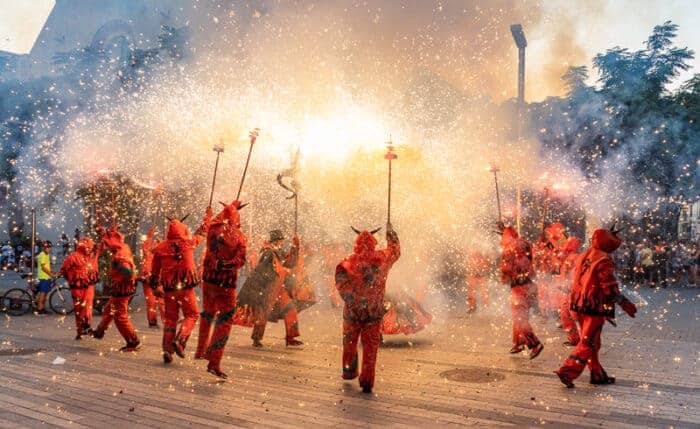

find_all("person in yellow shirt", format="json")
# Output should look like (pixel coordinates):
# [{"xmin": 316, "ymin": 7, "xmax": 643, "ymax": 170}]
[{"xmin": 36, "ymin": 241, "xmax": 58, "ymax": 315}]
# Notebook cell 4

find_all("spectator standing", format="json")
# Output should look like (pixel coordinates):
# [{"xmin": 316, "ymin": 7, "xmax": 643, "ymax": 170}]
[
  {"xmin": 35, "ymin": 241, "xmax": 58, "ymax": 315},
  {"xmin": 638, "ymin": 244, "xmax": 654, "ymax": 286}
]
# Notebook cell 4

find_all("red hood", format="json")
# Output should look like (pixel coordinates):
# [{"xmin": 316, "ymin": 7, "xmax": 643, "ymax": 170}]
[
  {"xmin": 103, "ymin": 227, "xmax": 125, "ymax": 252},
  {"xmin": 564, "ymin": 236, "xmax": 582, "ymax": 253},
  {"xmin": 77, "ymin": 237, "xmax": 95, "ymax": 255},
  {"xmin": 213, "ymin": 201, "xmax": 241, "ymax": 227},
  {"xmin": 500, "ymin": 226, "xmax": 518, "ymax": 247},
  {"xmin": 354, "ymin": 231, "xmax": 378, "ymax": 254},
  {"xmin": 591, "ymin": 229, "xmax": 621, "ymax": 253},
  {"xmin": 546, "ymin": 222, "xmax": 566, "ymax": 245},
  {"xmin": 167, "ymin": 220, "xmax": 191, "ymax": 240}
]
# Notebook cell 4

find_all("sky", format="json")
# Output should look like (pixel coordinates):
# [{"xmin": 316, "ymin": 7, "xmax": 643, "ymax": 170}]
[{"xmin": 0, "ymin": 0, "xmax": 698, "ymax": 99}]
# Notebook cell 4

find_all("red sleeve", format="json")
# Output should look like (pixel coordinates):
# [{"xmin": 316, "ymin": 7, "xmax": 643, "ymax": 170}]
[
  {"xmin": 597, "ymin": 258, "xmax": 619, "ymax": 299},
  {"xmin": 234, "ymin": 233, "xmax": 247, "ymax": 268},
  {"xmin": 60, "ymin": 255, "xmax": 73, "ymax": 278},
  {"xmin": 381, "ymin": 235, "xmax": 400, "ymax": 266},
  {"xmin": 335, "ymin": 262, "xmax": 352, "ymax": 296},
  {"xmin": 149, "ymin": 252, "xmax": 162, "ymax": 286}
]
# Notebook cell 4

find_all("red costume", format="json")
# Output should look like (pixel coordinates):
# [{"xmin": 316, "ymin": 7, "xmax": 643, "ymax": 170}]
[
  {"xmin": 556, "ymin": 229, "xmax": 637, "ymax": 387},
  {"xmin": 140, "ymin": 228, "xmax": 164, "ymax": 327},
  {"xmin": 93, "ymin": 227, "xmax": 140, "ymax": 352},
  {"xmin": 558, "ymin": 237, "xmax": 582, "ymax": 345},
  {"xmin": 150, "ymin": 213, "xmax": 209, "ymax": 363},
  {"xmin": 195, "ymin": 201, "xmax": 247, "ymax": 378},
  {"xmin": 465, "ymin": 251, "xmax": 491, "ymax": 312},
  {"xmin": 60, "ymin": 237, "xmax": 100, "ymax": 339},
  {"xmin": 335, "ymin": 226, "xmax": 400, "ymax": 393},
  {"xmin": 382, "ymin": 292, "xmax": 431, "ymax": 335},
  {"xmin": 499, "ymin": 226, "xmax": 543, "ymax": 358}
]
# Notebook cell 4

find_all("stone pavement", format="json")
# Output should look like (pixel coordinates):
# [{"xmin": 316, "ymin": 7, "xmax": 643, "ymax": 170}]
[{"xmin": 0, "ymin": 270, "xmax": 698, "ymax": 428}]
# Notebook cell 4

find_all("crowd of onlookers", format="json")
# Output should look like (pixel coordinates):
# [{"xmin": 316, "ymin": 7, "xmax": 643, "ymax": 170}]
[
  {"xmin": 0, "ymin": 231, "xmax": 77, "ymax": 274},
  {"xmin": 615, "ymin": 240, "xmax": 699, "ymax": 288}
]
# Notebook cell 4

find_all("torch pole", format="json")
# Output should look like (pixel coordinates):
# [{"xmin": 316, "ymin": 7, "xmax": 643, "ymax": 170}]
[
  {"xmin": 209, "ymin": 144, "xmax": 224, "ymax": 208},
  {"xmin": 293, "ymin": 194, "xmax": 298, "ymax": 236},
  {"xmin": 490, "ymin": 165, "xmax": 502, "ymax": 223},
  {"xmin": 236, "ymin": 129, "xmax": 259, "ymax": 201},
  {"xmin": 385, "ymin": 138, "xmax": 397, "ymax": 225},
  {"xmin": 30, "ymin": 208, "xmax": 36, "ymax": 285},
  {"xmin": 541, "ymin": 186, "xmax": 550, "ymax": 233}
]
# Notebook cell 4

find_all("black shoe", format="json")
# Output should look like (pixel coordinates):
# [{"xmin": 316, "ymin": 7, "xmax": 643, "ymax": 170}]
[
  {"xmin": 252, "ymin": 341, "xmax": 263, "ymax": 348},
  {"xmin": 163, "ymin": 352, "xmax": 173, "ymax": 364},
  {"xmin": 286, "ymin": 339, "xmax": 303, "ymax": 347},
  {"xmin": 529, "ymin": 343, "xmax": 544, "ymax": 359},
  {"xmin": 555, "ymin": 371, "xmax": 575, "ymax": 388},
  {"xmin": 34, "ymin": 309, "xmax": 48, "ymax": 315},
  {"xmin": 148, "ymin": 321, "xmax": 159, "ymax": 328},
  {"xmin": 360, "ymin": 383, "xmax": 372, "ymax": 394},
  {"xmin": 207, "ymin": 367, "xmax": 228, "ymax": 380},
  {"xmin": 509, "ymin": 345, "xmax": 525, "ymax": 354},
  {"xmin": 74, "ymin": 333, "xmax": 82, "ymax": 340},
  {"xmin": 172, "ymin": 338, "xmax": 186, "ymax": 358},
  {"xmin": 590, "ymin": 375, "xmax": 616, "ymax": 385},
  {"xmin": 120, "ymin": 342, "xmax": 140, "ymax": 352},
  {"xmin": 91, "ymin": 329, "xmax": 105, "ymax": 339},
  {"xmin": 563, "ymin": 341, "xmax": 578, "ymax": 347}
]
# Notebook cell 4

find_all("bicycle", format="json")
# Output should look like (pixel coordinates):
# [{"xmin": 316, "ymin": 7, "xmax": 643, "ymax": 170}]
[{"xmin": 1, "ymin": 277, "xmax": 74, "ymax": 316}]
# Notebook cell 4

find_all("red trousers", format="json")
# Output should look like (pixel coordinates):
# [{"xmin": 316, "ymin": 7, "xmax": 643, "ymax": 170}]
[
  {"xmin": 536, "ymin": 275, "xmax": 553, "ymax": 313},
  {"xmin": 342, "ymin": 319, "xmax": 382, "ymax": 389},
  {"xmin": 143, "ymin": 283, "xmax": 165, "ymax": 325},
  {"xmin": 196, "ymin": 283, "xmax": 236, "ymax": 369},
  {"xmin": 70, "ymin": 285, "xmax": 94, "ymax": 334},
  {"xmin": 559, "ymin": 293, "xmax": 580, "ymax": 344},
  {"xmin": 252, "ymin": 288, "xmax": 300, "ymax": 342},
  {"xmin": 466, "ymin": 277, "xmax": 489, "ymax": 311},
  {"xmin": 510, "ymin": 284, "xmax": 540, "ymax": 348},
  {"xmin": 96, "ymin": 296, "xmax": 138, "ymax": 344},
  {"xmin": 163, "ymin": 288, "xmax": 199, "ymax": 353},
  {"xmin": 557, "ymin": 314, "xmax": 605, "ymax": 380}
]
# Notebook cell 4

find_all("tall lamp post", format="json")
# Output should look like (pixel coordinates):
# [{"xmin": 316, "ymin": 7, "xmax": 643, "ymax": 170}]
[{"xmin": 510, "ymin": 24, "xmax": 527, "ymax": 235}]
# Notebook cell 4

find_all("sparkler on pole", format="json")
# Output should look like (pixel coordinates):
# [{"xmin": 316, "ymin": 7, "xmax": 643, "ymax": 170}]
[
  {"xmin": 236, "ymin": 128, "xmax": 260, "ymax": 201},
  {"xmin": 540, "ymin": 185, "xmax": 550, "ymax": 233},
  {"xmin": 208, "ymin": 141, "xmax": 225, "ymax": 208},
  {"xmin": 276, "ymin": 147, "xmax": 300, "ymax": 235},
  {"xmin": 385, "ymin": 135, "xmax": 397, "ymax": 225},
  {"xmin": 489, "ymin": 163, "xmax": 502, "ymax": 223}
]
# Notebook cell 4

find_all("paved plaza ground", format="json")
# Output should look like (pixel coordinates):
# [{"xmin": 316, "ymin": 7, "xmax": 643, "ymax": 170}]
[{"xmin": 0, "ymin": 270, "xmax": 698, "ymax": 428}]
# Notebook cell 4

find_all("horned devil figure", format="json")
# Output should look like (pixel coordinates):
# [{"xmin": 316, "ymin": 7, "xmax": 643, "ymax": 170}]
[
  {"xmin": 195, "ymin": 200, "xmax": 248, "ymax": 379},
  {"xmin": 150, "ymin": 212, "xmax": 210, "ymax": 364},
  {"xmin": 335, "ymin": 224, "xmax": 400, "ymax": 394}
]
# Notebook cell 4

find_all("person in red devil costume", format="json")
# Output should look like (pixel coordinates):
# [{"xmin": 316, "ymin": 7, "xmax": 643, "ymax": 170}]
[
  {"xmin": 335, "ymin": 223, "xmax": 400, "ymax": 393},
  {"xmin": 150, "ymin": 211, "xmax": 210, "ymax": 363},
  {"xmin": 237, "ymin": 230, "xmax": 301, "ymax": 347},
  {"xmin": 546, "ymin": 222, "xmax": 568, "ymax": 312},
  {"xmin": 60, "ymin": 237, "xmax": 101, "ymax": 339},
  {"xmin": 555, "ymin": 228, "xmax": 637, "ymax": 388},
  {"xmin": 139, "ymin": 227, "xmax": 164, "ymax": 327},
  {"xmin": 92, "ymin": 226, "xmax": 140, "ymax": 352},
  {"xmin": 195, "ymin": 201, "xmax": 247, "ymax": 379},
  {"xmin": 558, "ymin": 236, "xmax": 582, "ymax": 346},
  {"xmin": 465, "ymin": 251, "xmax": 491, "ymax": 313},
  {"xmin": 499, "ymin": 224, "xmax": 544, "ymax": 359}
]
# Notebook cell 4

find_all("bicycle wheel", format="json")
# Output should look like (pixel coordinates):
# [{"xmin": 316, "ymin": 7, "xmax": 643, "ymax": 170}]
[
  {"xmin": 2, "ymin": 288, "xmax": 33, "ymax": 316},
  {"xmin": 49, "ymin": 286, "xmax": 74, "ymax": 315}
]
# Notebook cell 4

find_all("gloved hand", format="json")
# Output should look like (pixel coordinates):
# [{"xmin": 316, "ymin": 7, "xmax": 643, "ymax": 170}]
[{"xmin": 619, "ymin": 297, "xmax": 637, "ymax": 318}]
